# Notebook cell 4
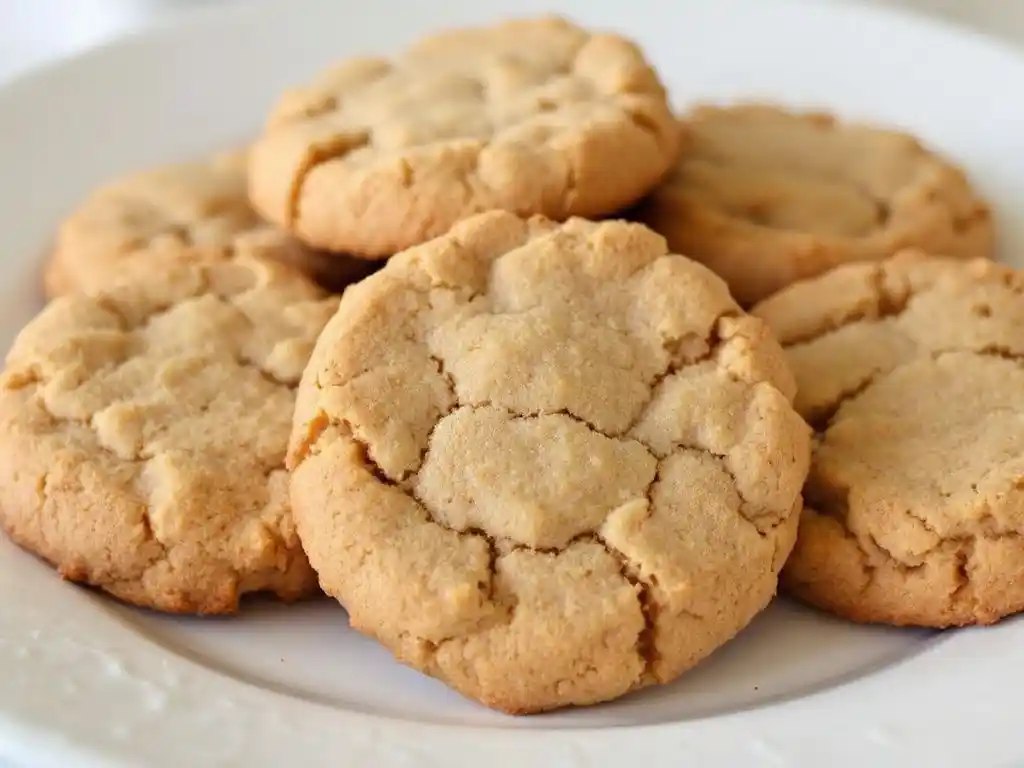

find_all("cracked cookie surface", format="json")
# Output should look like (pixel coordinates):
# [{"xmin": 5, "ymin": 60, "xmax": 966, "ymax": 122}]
[
  {"xmin": 288, "ymin": 211, "xmax": 809, "ymax": 713},
  {"xmin": 46, "ymin": 149, "xmax": 376, "ymax": 297},
  {"xmin": 248, "ymin": 16, "xmax": 680, "ymax": 258},
  {"xmin": 0, "ymin": 256, "xmax": 340, "ymax": 614},
  {"xmin": 639, "ymin": 104, "xmax": 994, "ymax": 305},
  {"xmin": 753, "ymin": 251, "xmax": 1024, "ymax": 627}
]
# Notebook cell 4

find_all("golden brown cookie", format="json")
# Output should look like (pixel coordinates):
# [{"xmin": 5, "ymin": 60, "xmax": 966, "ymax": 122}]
[
  {"xmin": 249, "ymin": 16, "xmax": 680, "ymax": 258},
  {"xmin": 752, "ymin": 251, "xmax": 1024, "ymax": 627},
  {"xmin": 46, "ymin": 149, "xmax": 377, "ymax": 297},
  {"xmin": 288, "ymin": 211, "xmax": 810, "ymax": 714},
  {"xmin": 640, "ymin": 104, "xmax": 994, "ymax": 305},
  {"xmin": 0, "ymin": 256, "xmax": 340, "ymax": 614}
]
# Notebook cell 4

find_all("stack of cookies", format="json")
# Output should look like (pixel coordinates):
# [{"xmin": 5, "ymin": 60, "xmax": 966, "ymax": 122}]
[{"xmin": 1, "ymin": 15, "xmax": 1015, "ymax": 715}]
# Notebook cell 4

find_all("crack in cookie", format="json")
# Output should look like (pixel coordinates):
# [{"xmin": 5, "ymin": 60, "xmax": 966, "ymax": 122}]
[
  {"xmin": 289, "ymin": 211, "xmax": 808, "ymax": 713},
  {"xmin": 0, "ymin": 257, "xmax": 340, "ymax": 614},
  {"xmin": 324, "ymin": 410, "xmax": 672, "ymax": 683},
  {"xmin": 286, "ymin": 132, "xmax": 372, "ymax": 227},
  {"xmin": 592, "ymin": 531, "xmax": 661, "ymax": 682},
  {"xmin": 807, "ymin": 367, "xmax": 889, "ymax": 432},
  {"xmin": 753, "ymin": 251, "xmax": 1024, "ymax": 627},
  {"xmin": 249, "ymin": 16, "xmax": 680, "ymax": 258}
]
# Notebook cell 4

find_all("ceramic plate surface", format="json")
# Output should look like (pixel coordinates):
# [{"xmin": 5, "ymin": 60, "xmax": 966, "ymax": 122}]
[{"xmin": 1, "ymin": 0, "xmax": 1023, "ymax": 765}]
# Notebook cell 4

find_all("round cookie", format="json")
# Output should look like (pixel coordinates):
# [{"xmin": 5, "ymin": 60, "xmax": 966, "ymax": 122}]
[
  {"xmin": 0, "ymin": 256, "xmax": 340, "ymax": 614},
  {"xmin": 249, "ymin": 16, "xmax": 680, "ymax": 258},
  {"xmin": 288, "ymin": 210, "xmax": 810, "ymax": 713},
  {"xmin": 752, "ymin": 251, "xmax": 1024, "ymax": 627},
  {"xmin": 639, "ymin": 104, "xmax": 994, "ymax": 305},
  {"xmin": 47, "ymin": 149, "xmax": 377, "ymax": 297}
]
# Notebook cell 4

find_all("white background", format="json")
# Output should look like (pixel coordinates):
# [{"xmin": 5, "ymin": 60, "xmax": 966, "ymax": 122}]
[{"xmin": 0, "ymin": 0, "xmax": 1022, "ymax": 84}]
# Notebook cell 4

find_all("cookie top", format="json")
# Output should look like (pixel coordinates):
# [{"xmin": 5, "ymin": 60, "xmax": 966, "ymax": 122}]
[
  {"xmin": 753, "ymin": 252, "xmax": 1024, "ymax": 627},
  {"xmin": 288, "ymin": 211, "xmax": 809, "ymax": 713},
  {"xmin": 46, "ymin": 150, "xmax": 364, "ymax": 297},
  {"xmin": 0, "ymin": 257, "xmax": 340, "ymax": 614},
  {"xmin": 249, "ymin": 16, "xmax": 680, "ymax": 257},
  {"xmin": 640, "ymin": 104, "xmax": 994, "ymax": 305}
]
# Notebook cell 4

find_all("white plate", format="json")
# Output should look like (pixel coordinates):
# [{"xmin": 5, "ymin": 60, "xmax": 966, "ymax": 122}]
[{"xmin": 1, "ymin": 0, "xmax": 1023, "ymax": 766}]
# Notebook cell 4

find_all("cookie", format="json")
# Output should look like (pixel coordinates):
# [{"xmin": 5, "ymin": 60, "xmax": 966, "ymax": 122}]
[
  {"xmin": 639, "ymin": 104, "xmax": 994, "ymax": 305},
  {"xmin": 752, "ymin": 251, "xmax": 1024, "ymax": 627},
  {"xmin": 249, "ymin": 16, "xmax": 680, "ymax": 258},
  {"xmin": 46, "ymin": 149, "xmax": 377, "ymax": 297},
  {"xmin": 288, "ymin": 210, "xmax": 810, "ymax": 713},
  {"xmin": 0, "ymin": 256, "xmax": 340, "ymax": 614}
]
